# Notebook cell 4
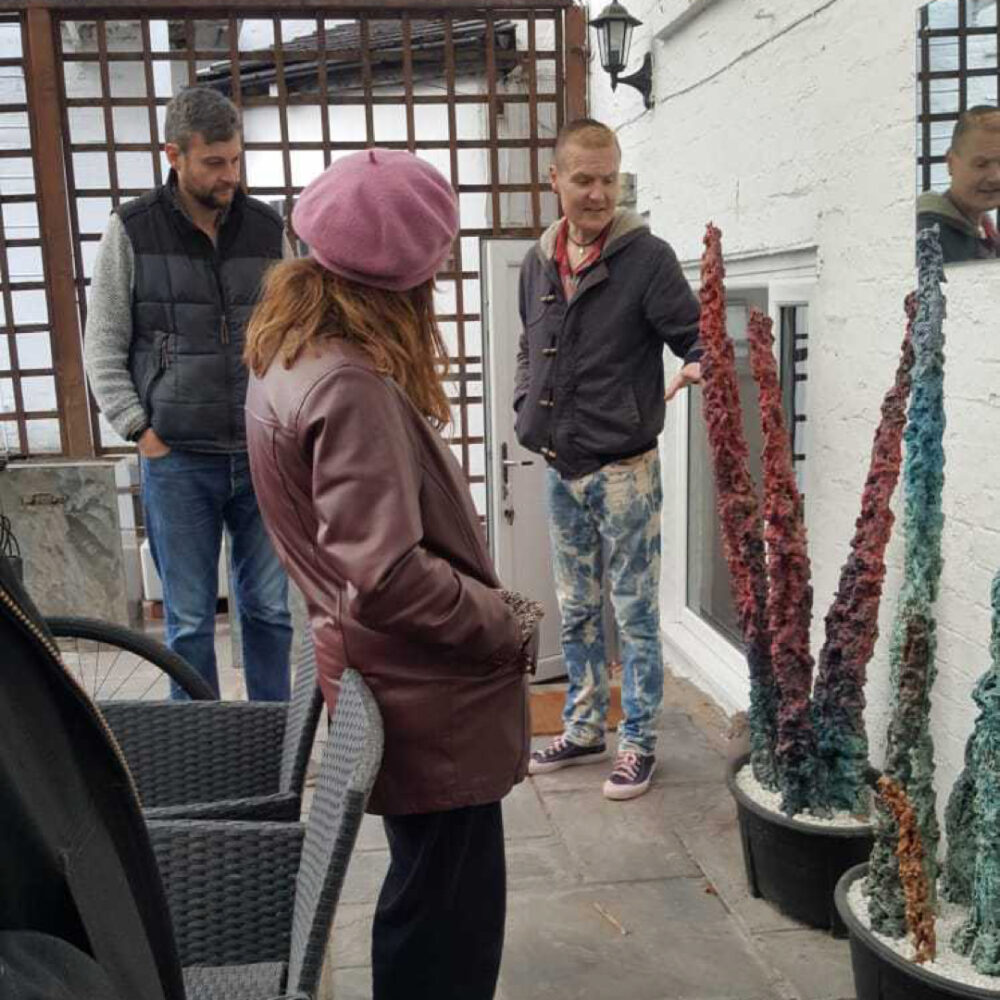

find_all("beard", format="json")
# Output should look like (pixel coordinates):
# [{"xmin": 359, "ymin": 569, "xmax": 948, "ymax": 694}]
[{"xmin": 188, "ymin": 183, "xmax": 235, "ymax": 212}]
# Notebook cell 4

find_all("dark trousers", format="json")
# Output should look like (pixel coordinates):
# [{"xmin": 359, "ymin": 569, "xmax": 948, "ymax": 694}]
[{"xmin": 372, "ymin": 801, "xmax": 506, "ymax": 1000}]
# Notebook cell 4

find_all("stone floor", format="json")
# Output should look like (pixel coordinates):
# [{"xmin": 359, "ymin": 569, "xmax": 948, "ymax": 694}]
[{"xmin": 208, "ymin": 619, "xmax": 857, "ymax": 1000}]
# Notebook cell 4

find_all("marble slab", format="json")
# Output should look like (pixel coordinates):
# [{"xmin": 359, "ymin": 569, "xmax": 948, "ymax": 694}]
[{"xmin": 0, "ymin": 460, "xmax": 129, "ymax": 624}]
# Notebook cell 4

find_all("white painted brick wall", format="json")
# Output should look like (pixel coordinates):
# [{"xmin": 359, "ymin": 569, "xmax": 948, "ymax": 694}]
[{"xmin": 592, "ymin": 0, "xmax": 1000, "ymax": 807}]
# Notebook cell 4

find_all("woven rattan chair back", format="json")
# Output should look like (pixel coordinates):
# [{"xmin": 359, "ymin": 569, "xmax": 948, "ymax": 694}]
[
  {"xmin": 286, "ymin": 668, "xmax": 383, "ymax": 994},
  {"xmin": 278, "ymin": 626, "xmax": 324, "ymax": 795}
]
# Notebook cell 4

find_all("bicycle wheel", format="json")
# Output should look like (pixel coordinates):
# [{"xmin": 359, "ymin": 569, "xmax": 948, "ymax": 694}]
[{"xmin": 44, "ymin": 616, "xmax": 216, "ymax": 701}]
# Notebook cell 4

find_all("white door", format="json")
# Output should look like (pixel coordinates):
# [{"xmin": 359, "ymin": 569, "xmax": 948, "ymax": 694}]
[{"xmin": 481, "ymin": 238, "xmax": 565, "ymax": 682}]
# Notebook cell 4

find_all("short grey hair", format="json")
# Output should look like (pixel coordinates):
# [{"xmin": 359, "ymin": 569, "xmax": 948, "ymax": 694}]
[
  {"xmin": 164, "ymin": 86, "xmax": 240, "ymax": 152},
  {"xmin": 951, "ymin": 104, "xmax": 1000, "ymax": 153}
]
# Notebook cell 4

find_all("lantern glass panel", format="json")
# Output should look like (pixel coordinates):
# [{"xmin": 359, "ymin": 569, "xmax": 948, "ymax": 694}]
[
  {"xmin": 596, "ymin": 24, "xmax": 610, "ymax": 68},
  {"xmin": 608, "ymin": 18, "xmax": 631, "ymax": 71}
]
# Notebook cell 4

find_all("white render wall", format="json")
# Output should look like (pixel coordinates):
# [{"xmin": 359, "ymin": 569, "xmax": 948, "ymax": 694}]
[{"xmin": 591, "ymin": 0, "xmax": 1000, "ymax": 800}]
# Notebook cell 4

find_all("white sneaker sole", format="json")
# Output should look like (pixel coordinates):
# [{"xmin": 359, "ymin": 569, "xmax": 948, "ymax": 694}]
[
  {"xmin": 528, "ymin": 747, "xmax": 608, "ymax": 775},
  {"xmin": 602, "ymin": 761, "xmax": 656, "ymax": 800}
]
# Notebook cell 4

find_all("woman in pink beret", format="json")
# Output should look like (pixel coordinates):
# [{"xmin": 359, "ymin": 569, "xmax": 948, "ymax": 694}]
[{"xmin": 243, "ymin": 149, "xmax": 539, "ymax": 1000}]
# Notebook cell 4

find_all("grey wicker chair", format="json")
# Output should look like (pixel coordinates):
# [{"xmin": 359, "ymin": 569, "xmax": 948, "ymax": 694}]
[
  {"xmin": 100, "ymin": 628, "xmax": 325, "ymax": 821},
  {"xmin": 147, "ymin": 668, "xmax": 384, "ymax": 1000}
]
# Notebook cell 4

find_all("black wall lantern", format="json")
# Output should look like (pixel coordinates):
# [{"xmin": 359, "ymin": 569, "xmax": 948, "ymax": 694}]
[{"xmin": 588, "ymin": 1, "xmax": 654, "ymax": 110}]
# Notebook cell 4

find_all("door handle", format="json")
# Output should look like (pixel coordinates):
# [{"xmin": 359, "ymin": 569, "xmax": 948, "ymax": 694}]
[{"xmin": 500, "ymin": 442, "xmax": 533, "ymax": 487}]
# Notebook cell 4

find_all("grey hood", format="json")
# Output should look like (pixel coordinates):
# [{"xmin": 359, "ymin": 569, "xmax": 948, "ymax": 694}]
[
  {"xmin": 916, "ymin": 189, "xmax": 980, "ymax": 237},
  {"xmin": 535, "ymin": 208, "xmax": 650, "ymax": 262}
]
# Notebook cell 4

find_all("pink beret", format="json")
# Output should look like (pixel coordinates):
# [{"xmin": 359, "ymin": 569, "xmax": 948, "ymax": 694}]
[{"xmin": 291, "ymin": 148, "xmax": 458, "ymax": 292}]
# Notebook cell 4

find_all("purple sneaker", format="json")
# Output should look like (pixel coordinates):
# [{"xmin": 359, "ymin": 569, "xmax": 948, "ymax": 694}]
[
  {"xmin": 602, "ymin": 750, "xmax": 656, "ymax": 800},
  {"xmin": 528, "ymin": 734, "xmax": 607, "ymax": 775}
]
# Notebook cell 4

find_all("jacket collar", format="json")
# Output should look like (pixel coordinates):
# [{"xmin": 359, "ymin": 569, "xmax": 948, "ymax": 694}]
[
  {"xmin": 916, "ymin": 188, "xmax": 981, "ymax": 237},
  {"xmin": 163, "ymin": 168, "xmax": 243, "ymax": 237},
  {"xmin": 535, "ymin": 207, "xmax": 648, "ymax": 264}
]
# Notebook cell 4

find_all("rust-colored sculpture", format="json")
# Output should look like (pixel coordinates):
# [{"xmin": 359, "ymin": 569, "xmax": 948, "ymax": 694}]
[{"xmin": 878, "ymin": 775, "xmax": 937, "ymax": 965}]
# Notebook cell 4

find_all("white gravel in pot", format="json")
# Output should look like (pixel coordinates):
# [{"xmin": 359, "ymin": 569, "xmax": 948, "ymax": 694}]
[
  {"xmin": 735, "ymin": 764, "xmax": 872, "ymax": 829},
  {"xmin": 847, "ymin": 876, "xmax": 1000, "ymax": 994}
]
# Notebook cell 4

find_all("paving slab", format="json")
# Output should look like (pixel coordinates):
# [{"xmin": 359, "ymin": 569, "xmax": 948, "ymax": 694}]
[
  {"xmin": 540, "ymin": 787, "xmax": 701, "ymax": 883},
  {"xmin": 354, "ymin": 811, "xmax": 388, "ymax": 853},
  {"xmin": 329, "ymin": 902, "xmax": 376, "ymax": 971},
  {"xmin": 673, "ymin": 791, "xmax": 805, "ymax": 935},
  {"xmin": 751, "ymin": 928, "xmax": 856, "ymax": 1000},
  {"xmin": 654, "ymin": 712, "xmax": 729, "ymax": 785},
  {"xmin": 503, "ymin": 777, "xmax": 555, "ymax": 840},
  {"xmin": 506, "ymin": 834, "xmax": 581, "ymax": 889},
  {"xmin": 499, "ymin": 879, "xmax": 776, "ymax": 1000},
  {"xmin": 326, "ymin": 965, "xmax": 371, "ymax": 1000},
  {"xmin": 340, "ymin": 848, "xmax": 390, "ymax": 907}
]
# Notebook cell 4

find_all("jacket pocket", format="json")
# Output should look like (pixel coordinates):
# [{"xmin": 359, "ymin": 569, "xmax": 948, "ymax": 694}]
[
  {"xmin": 514, "ymin": 385, "xmax": 549, "ymax": 453},
  {"xmin": 523, "ymin": 296, "xmax": 557, "ymax": 332},
  {"xmin": 137, "ymin": 331, "xmax": 171, "ymax": 411},
  {"xmin": 572, "ymin": 383, "xmax": 642, "ymax": 455},
  {"xmin": 513, "ymin": 390, "xmax": 530, "ymax": 442}
]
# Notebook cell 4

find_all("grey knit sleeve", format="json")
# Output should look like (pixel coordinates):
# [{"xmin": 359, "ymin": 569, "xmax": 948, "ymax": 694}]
[{"xmin": 82, "ymin": 214, "xmax": 147, "ymax": 442}]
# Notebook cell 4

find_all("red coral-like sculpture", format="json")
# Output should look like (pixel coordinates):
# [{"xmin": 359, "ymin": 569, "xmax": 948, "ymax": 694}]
[
  {"xmin": 698, "ymin": 225, "xmax": 778, "ymax": 787},
  {"xmin": 747, "ymin": 308, "xmax": 818, "ymax": 815},
  {"xmin": 701, "ymin": 224, "xmax": 913, "ymax": 821},
  {"xmin": 811, "ymin": 295, "xmax": 916, "ymax": 814}
]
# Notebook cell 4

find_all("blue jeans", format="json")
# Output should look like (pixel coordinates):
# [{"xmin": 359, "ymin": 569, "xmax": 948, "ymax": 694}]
[
  {"xmin": 141, "ymin": 450, "xmax": 292, "ymax": 701},
  {"xmin": 546, "ymin": 450, "xmax": 664, "ymax": 755}
]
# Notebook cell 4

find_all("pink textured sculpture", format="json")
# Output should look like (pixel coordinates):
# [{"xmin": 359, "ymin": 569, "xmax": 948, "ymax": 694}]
[
  {"xmin": 700, "ymin": 223, "xmax": 913, "ymax": 818},
  {"xmin": 698, "ymin": 224, "xmax": 778, "ymax": 787},
  {"xmin": 747, "ymin": 309, "xmax": 818, "ymax": 816}
]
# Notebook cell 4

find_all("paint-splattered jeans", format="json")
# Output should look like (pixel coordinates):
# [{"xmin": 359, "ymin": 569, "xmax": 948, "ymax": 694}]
[{"xmin": 546, "ymin": 448, "xmax": 664, "ymax": 755}]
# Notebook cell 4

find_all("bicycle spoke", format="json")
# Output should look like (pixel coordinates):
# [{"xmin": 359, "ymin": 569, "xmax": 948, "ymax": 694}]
[
  {"xmin": 94, "ymin": 642, "xmax": 126, "ymax": 699},
  {"xmin": 45, "ymin": 618, "xmax": 209, "ymax": 701},
  {"xmin": 104, "ymin": 645, "xmax": 147, "ymax": 700},
  {"xmin": 137, "ymin": 672, "xmax": 163, "ymax": 700}
]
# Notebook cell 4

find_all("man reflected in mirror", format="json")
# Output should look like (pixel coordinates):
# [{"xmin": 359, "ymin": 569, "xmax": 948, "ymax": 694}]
[{"xmin": 917, "ymin": 104, "xmax": 1000, "ymax": 263}]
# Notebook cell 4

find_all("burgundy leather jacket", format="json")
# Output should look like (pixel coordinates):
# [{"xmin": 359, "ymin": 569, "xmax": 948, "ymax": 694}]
[{"xmin": 246, "ymin": 339, "xmax": 529, "ymax": 815}]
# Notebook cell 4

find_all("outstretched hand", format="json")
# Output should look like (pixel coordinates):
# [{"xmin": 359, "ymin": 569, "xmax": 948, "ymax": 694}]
[{"xmin": 664, "ymin": 362, "xmax": 702, "ymax": 402}]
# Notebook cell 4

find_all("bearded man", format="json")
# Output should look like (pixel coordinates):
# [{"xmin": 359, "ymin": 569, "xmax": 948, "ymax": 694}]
[{"xmin": 84, "ymin": 86, "xmax": 292, "ymax": 701}]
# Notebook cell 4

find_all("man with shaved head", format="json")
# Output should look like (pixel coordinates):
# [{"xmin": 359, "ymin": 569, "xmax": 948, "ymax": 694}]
[
  {"xmin": 917, "ymin": 104, "xmax": 1000, "ymax": 262},
  {"xmin": 514, "ymin": 118, "xmax": 701, "ymax": 801}
]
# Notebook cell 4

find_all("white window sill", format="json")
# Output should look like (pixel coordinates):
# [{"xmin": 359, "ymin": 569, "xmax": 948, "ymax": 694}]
[{"xmin": 661, "ymin": 613, "xmax": 748, "ymax": 716}]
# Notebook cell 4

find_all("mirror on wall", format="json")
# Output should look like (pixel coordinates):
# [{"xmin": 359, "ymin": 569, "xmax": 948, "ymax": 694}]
[{"xmin": 916, "ymin": 0, "xmax": 1000, "ymax": 263}]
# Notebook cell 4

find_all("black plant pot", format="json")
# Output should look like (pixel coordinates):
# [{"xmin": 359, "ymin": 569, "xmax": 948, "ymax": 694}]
[
  {"xmin": 726, "ymin": 752, "xmax": 875, "ymax": 937},
  {"xmin": 835, "ymin": 863, "xmax": 1000, "ymax": 999}
]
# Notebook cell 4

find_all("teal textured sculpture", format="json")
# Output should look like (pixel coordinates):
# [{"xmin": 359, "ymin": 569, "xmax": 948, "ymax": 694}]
[
  {"xmin": 867, "ymin": 227, "xmax": 947, "ymax": 937},
  {"xmin": 946, "ymin": 572, "xmax": 1000, "ymax": 974}
]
